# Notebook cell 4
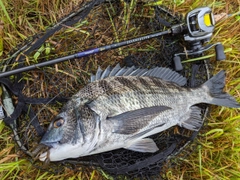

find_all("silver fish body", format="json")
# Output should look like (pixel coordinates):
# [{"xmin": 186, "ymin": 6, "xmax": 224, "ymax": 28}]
[{"xmin": 39, "ymin": 65, "xmax": 240, "ymax": 161}]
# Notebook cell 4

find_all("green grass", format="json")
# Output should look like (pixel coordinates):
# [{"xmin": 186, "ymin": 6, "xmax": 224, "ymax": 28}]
[{"xmin": 0, "ymin": 0, "xmax": 240, "ymax": 179}]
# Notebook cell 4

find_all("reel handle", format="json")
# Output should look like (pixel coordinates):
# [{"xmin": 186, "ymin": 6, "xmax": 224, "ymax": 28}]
[
  {"xmin": 173, "ymin": 56, "xmax": 183, "ymax": 71},
  {"xmin": 215, "ymin": 43, "xmax": 226, "ymax": 61},
  {"xmin": 173, "ymin": 43, "xmax": 226, "ymax": 71}
]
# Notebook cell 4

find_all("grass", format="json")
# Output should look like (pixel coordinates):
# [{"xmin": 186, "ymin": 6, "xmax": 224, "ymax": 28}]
[{"xmin": 0, "ymin": 0, "xmax": 240, "ymax": 179}]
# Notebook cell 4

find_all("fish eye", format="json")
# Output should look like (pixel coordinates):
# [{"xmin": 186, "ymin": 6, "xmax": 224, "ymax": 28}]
[{"xmin": 53, "ymin": 118, "xmax": 64, "ymax": 128}]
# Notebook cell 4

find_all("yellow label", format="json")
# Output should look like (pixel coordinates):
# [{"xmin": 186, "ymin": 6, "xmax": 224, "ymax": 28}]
[{"xmin": 204, "ymin": 13, "xmax": 212, "ymax": 26}]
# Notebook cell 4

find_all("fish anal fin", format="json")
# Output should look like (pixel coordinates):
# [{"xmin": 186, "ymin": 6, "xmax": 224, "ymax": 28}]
[
  {"xmin": 109, "ymin": 106, "xmax": 171, "ymax": 134},
  {"xmin": 125, "ymin": 138, "xmax": 159, "ymax": 153},
  {"xmin": 180, "ymin": 106, "xmax": 203, "ymax": 131}
]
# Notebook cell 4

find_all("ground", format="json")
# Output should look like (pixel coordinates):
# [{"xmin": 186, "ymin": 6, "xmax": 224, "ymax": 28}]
[{"xmin": 0, "ymin": 0, "xmax": 239, "ymax": 179}]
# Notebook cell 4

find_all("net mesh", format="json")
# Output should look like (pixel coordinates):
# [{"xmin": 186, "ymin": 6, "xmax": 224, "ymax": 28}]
[{"xmin": 2, "ymin": 0, "xmax": 212, "ymax": 179}]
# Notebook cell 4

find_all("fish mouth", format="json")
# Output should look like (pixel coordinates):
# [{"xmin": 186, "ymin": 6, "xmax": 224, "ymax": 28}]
[
  {"xmin": 38, "ymin": 141, "xmax": 61, "ymax": 162},
  {"xmin": 39, "ymin": 150, "xmax": 50, "ymax": 162},
  {"xmin": 30, "ymin": 144, "xmax": 49, "ymax": 163},
  {"xmin": 40, "ymin": 141, "xmax": 59, "ymax": 149},
  {"xmin": 38, "ymin": 143, "xmax": 58, "ymax": 162}
]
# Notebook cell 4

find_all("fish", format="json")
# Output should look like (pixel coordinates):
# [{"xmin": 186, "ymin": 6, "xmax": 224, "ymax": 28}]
[{"xmin": 38, "ymin": 64, "xmax": 240, "ymax": 162}]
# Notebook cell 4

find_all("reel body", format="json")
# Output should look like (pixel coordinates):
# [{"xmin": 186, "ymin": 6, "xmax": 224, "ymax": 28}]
[{"xmin": 173, "ymin": 7, "xmax": 226, "ymax": 71}]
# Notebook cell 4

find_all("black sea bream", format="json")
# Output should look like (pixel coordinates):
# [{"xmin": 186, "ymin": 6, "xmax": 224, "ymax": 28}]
[{"xmin": 39, "ymin": 65, "xmax": 240, "ymax": 161}]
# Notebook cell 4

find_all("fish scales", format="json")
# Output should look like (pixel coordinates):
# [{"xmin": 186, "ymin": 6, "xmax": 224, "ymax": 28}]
[
  {"xmin": 85, "ymin": 76, "xmax": 187, "ymax": 117},
  {"xmin": 38, "ymin": 66, "xmax": 240, "ymax": 161}
]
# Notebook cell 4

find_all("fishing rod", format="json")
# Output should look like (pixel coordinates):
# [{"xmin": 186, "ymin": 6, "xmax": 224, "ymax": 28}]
[
  {"xmin": 0, "ymin": 7, "xmax": 226, "ymax": 78},
  {"xmin": 0, "ymin": 29, "xmax": 173, "ymax": 78}
]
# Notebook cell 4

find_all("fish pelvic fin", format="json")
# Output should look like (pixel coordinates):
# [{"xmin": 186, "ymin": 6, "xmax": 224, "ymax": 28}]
[
  {"xmin": 203, "ymin": 71, "xmax": 240, "ymax": 108},
  {"xmin": 124, "ymin": 138, "xmax": 159, "ymax": 153}
]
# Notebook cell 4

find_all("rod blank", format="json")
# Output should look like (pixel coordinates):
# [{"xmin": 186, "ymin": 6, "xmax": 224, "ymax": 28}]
[{"xmin": 0, "ymin": 30, "xmax": 170, "ymax": 78}]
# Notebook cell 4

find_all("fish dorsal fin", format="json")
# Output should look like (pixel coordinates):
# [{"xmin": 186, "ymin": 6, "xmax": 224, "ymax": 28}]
[
  {"xmin": 90, "ymin": 64, "xmax": 187, "ymax": 86},
  {"xmin": 143, "ymin": 67, "xmax": 187, "ymax": 86}
]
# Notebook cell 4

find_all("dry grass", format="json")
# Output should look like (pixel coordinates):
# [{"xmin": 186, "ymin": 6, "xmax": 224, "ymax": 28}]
[{"xmin": 0, "ymin": 0, "xmax": 240, "ymax": 179}]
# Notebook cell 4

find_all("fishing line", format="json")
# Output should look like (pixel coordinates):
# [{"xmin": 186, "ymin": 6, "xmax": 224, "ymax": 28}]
[{"xmin": 23, "ymin": 90, "xmax": 68, "ymax": 146}]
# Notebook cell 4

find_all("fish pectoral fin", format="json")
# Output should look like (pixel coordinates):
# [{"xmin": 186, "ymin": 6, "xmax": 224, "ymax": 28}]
[
  {"xmin": 180, "ymin": 106, "xmax": 203, "ymax": 131},
  {"xmin": 124, "ymin": 138, "xmax": 159, "ymax": 153},
  {"xmin": 108, "ymin": 106, "xmax": 171, "ymax": 134}
]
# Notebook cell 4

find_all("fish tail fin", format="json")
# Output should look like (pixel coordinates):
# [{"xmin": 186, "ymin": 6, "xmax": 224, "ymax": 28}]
[{"xmin": 203, "ymin": 70, "xmax": 240, "ymax": 108}]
